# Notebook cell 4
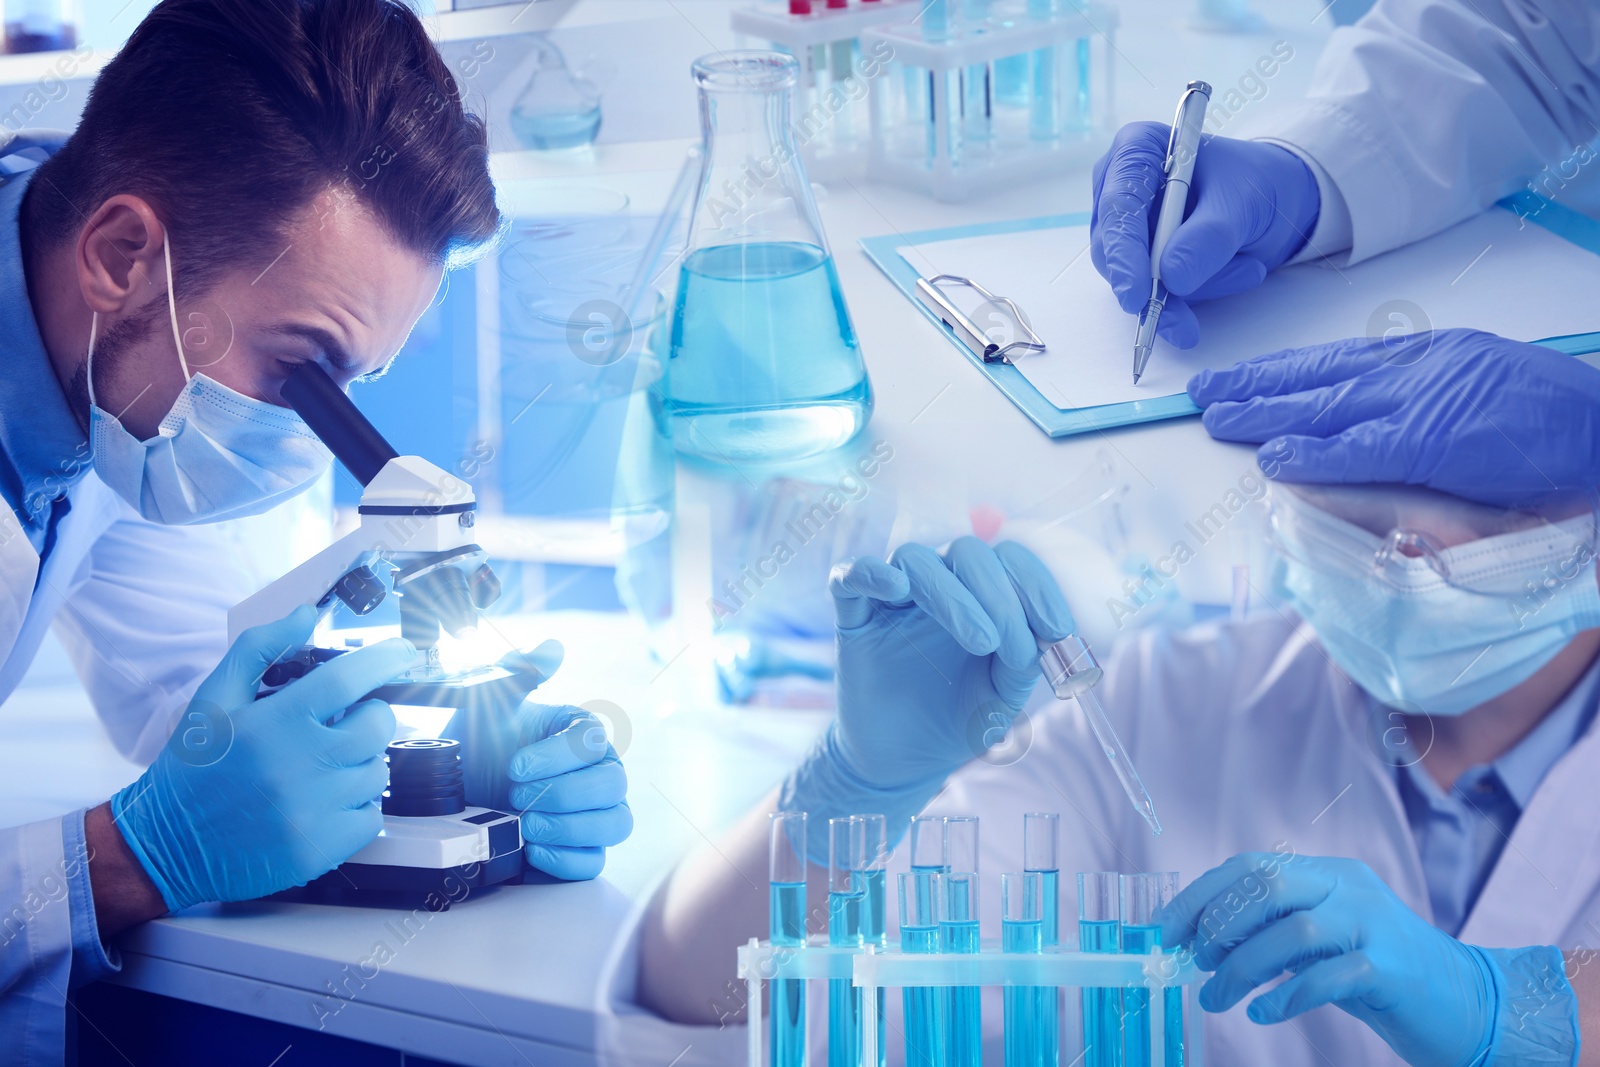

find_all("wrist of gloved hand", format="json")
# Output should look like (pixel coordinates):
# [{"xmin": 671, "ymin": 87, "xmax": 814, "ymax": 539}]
[
  {"xmin": 110, "ymin": 779, "xmax": 191, "ymax": 913},
  {"xmin": 778, "ymin": 723, "xmax": 946, "ymax": 865},
  {"xmin": 1473, "ymin": 944, "xmax": 1580, "ymax": 1067}
]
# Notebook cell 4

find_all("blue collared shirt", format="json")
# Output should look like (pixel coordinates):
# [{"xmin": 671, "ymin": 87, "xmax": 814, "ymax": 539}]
[
  {"xmin": 0, "ymin": 168, "xmax": 90, "ymax": 552},
  {"xmin": 1395, "ymin": 657, "xmax": 1600, "ymax": 936}
]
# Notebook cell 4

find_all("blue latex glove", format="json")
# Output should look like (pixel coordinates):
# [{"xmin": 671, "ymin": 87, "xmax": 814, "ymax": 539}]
[
  {"xmin": 444, "ymin": 673, "xmax": 632, "ymax": 882},
  {"xmin": 1188, "ymin": 329, "xmax": 1600, "ymax": 508},
  {"xmin": 780, "ymin": 538, "xmax": 1075, "ymax": 860},
  {"xmin": 1091, "ymin": 122, "xmax": 1320, "ymax": 348},
  {"xmin": 1161, "ymin": 852, "xmax": 1580, "ymax": 1066},
  {"xmin": 110, "ymin": 606, "xmax": 413, "ymax": 912}
]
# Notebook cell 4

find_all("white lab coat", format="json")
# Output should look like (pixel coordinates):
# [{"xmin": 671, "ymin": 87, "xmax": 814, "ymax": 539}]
[{"xmin": 0, "ymin": 474, "xmax": 273, "ymax": 1063}]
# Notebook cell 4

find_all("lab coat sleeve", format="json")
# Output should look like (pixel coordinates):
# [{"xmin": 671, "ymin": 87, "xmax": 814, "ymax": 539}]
[
  {"xmin": 0, "ymin": 811, "xmax": 115, "ymax": 1067},
  {"xmin": 1257, "ymin": 0, "xmax": 1600, "ymax": 264},
  {"xmin": 50, "ymin": 486, "xmax": 317, "ymax": 767}
]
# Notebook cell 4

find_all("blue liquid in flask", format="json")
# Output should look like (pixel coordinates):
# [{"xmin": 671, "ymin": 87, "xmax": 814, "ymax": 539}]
[
  {"xmin": 770, "ymin": 880, "xmax": 807, "ymax": 1067},
  {"xmin": 509, "ymin": 103, "xmax": 602, "ymax": 150},
  {"xmin": 666, "ymin": 241, "xmax": 871, "ymax": 464}
]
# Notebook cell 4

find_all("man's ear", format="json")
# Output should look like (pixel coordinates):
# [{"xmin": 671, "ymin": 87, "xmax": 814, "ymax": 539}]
[{"xmin": 75, "ymin": 195, "xmax": 168, "ymax": 315}]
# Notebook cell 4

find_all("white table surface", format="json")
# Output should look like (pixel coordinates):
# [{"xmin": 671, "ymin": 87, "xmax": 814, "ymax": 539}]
[{"xmin": 0, "ymin": 1, "xmax": 1356, "ymax": 1063}]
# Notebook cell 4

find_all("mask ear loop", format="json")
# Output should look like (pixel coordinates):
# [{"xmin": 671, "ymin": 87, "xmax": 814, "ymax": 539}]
[
  {"xmin": 85, "ymin": 311, "xmax": 100, "ymax": 408},
  {"xmin": 163, "ymin": 236, "xmax": 191, "ymax": 383}
]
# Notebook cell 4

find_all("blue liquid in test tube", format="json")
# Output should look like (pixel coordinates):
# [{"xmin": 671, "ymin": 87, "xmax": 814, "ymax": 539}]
[
  {"xmin": 770, "ymin": 813, "xmax": 808, "ymax": 1067},
  {"xmin": 1079, "ymin": 872, "xmax": 1123, "ymax": 1067},
  {"xmin": 1122, "ymin": 873, "xmax": 1184, "ymax": 1067},
  {"xmin": 1003, "ymin": 871, "xmax": 1053, "ymax": 1067},
  {"xmin": 900, "ymin": 869, "xmax": 947, "ymax": 1067},
  {"xmin": 857, "ymin": 816, "xmax": 888, "ymax": 1067},
  {"xmin": 1028, "ymin": 0, "xmax": 1059, "ymax": 140},
  {"xmin": 829, "ymin": 817, "xmax": 865, "ymax": 1067},
  {"xmin": 1023, "ymin": 815, "xmax": 1061, "ymax": 1064},
  {"xmin": 942, "ymin": 871, "xmax": 982, "ymax": 1067}
]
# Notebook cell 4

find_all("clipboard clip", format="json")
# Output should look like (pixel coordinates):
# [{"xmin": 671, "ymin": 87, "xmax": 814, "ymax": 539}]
[{"xmin": 914, "ymin": 274, "xmax": 1047, "ymax": 365}]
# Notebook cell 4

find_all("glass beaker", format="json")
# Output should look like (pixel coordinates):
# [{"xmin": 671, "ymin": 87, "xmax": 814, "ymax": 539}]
[
  {"xmin": 509, "ymin": 36, "xmax": 603, "ymax": 151},
  {"xmin": 664, "ymin": 50, "xmax": 873, "ymax": 466}
]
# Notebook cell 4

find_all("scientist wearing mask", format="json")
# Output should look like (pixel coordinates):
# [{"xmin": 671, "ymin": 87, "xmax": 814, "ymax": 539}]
[
  {"xmin": 0, "ymin": 1, "xmax": 630, "ymax": 1060},
  {"xmin": 639, "ymin": 1, "xmax": 1600, "ymax": 1063}
]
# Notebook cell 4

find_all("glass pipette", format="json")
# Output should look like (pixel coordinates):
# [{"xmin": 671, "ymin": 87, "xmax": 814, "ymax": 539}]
[{"xmin": 1038, "ymin": 636, "xmax": 1163, "ymax": 835}]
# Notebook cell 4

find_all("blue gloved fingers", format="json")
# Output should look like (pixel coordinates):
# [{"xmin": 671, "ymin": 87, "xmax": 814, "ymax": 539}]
[
  {"xmin": 271, "ymin": 637, "xmax": 420, "ymax": 724},
  {"xmin": 318, "ymin": 698, "xmax": 397, "ymax": 768},
  {"xmin": 830, "ymin": 555, "xmax": 912, "ymax": 630},
  {"xmin": 1152, "ymin": 292, "xmax": 1201, "ymax": 349},
  {"xmin": 523, "ymin": 842, "xmax": 605, "ymax": 881},
  {"xmin": 992, "ymin": 541, "xmax": 1077, "ymax": 643},
  {"xmin": 1159, "ymin": 201, "xmax": 1256, "ymax": 299},
  {"xmin": 508, "ymin": 706, "xmax": 617, "ymax": 781},
  {"xmin": 1157, "ymin": 851, "xmax": 1308, "ymax": 958},
  {"xmin": 337, "ymin": 756, "xmax": 391, "ymax": 811},
  {"xmin": 1188, "ymin": 336, "xmax": 1384, "ymax": 407},
  {"xmin": 1242, "ymin": 952, "xmax": 1378, "ymax": 1024},
  {"xmin": 519, "ymin": 803, "xmax": 634, "ymax": 849},
  {"xmin": 317, "ymin": 800, "xmax": 385, "ymax": 868},
  {"xmin": 943, "ymin": 537, "xmax": 1037, "ymax": 671},
  {"xmin": 509, "ymin": 759, "xmax": 627, "ymax": 814},
  {"xmin": 1090, "ymin": 121, "xmax": 1168, "ymax": 313},
  {"xmin": 1260, "ymin": 417, "xmax": 1412, "ymax": 486},
  {"xmin": 1200, "ymin": 907, "xmax": 1350, "ymax": 1012},
  {"xmin": 195, "ymin": 604, "xmax": 318, "ymax": 709},
  {"xmin": 1181, "ymin": 254, "xmax": 1268, "ymax": 303},
  {"xmin": 889, "ymin": 542, "xmax": 1001, "ymax": 655},
  {"xmin": 1200, "ymin": 376, "xmax": 1399, "ymax": 443}
]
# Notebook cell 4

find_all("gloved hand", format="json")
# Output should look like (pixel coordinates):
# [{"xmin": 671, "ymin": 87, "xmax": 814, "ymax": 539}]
[
  {"xmin": 1188, "ymin": 329, "xmax": 1600, "ymax": 508},
  {"xmin": 1161, "ymin": 852, "xmax": 1580, "ymax": 1067},
  {"xmin": 1092, "ymin": 122, "xmax": 1320, "ymax": 348},
  {"xmin": 780, "ymin": 538, "xmax": 1075, "ymax": 860},
  {"xmin": 444, "ymin": 674, "xmax": 632, "ymax": 882},
  {"xmin": 111, "ymin": 606, "xmax": 413, "ymax": 913}
]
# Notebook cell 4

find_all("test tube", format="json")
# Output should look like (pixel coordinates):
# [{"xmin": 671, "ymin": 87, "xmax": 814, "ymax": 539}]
[
  {"xmin": 959, "ymin": 0, "xmax": 992, "ymax": 145},
  {"xmin": 829, "ymin": 816, "xmax": 866, "ymax": 1067},
  {"xmin": 1078, "ymin": 872, "xmax": 1122, "ymax": 1067},
  {"xmin": 944, "ymin": 815, "xmax": 980, "ymax": 875},
  {"xmin": 1003, "ymin": 872, "xmax": 1054, "ymax": 1067},
  {"xmin": 857, "ymin": 815, "xmax": 888, "ymax": 1067},
  {"xmin": 769, "ymin": 813, "xmax": 808, "ymax": 1067},
  {"xmin": 1122, "ymin": 873, "xmax": 1184, "ymax": 1067},
  {"xmin": 1027, "ymin": 0, "xmax": 1060, "ymax": 141},
  {"xmin": 941, "ymin": 871, "xmax": 982, "ymax": 1067},
  {"xmin": 1023, "ymin": 813, "xmax": 1060, "ymax": 946},
  {"xmin": 899, "ymin": 870, "xmax": 946, "ymax": 1067},
  {"xmin": 910, "ymin": 814, "xmax": 946, "ymax": 871}
]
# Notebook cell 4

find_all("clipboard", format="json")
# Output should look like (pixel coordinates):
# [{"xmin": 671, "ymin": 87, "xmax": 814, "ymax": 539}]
[{"xmin": 859, "ymin": 193, "xmax": 1600, "ymax": 439}]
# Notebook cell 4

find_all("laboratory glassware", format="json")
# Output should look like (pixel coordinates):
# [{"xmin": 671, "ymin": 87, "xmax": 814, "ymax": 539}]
[
  {"xmin": 899, "ymin": 870, "xmax": 947, "ymax": 1067},
  {"xmin": 909, "ymin": 814, "xmax": 946, "ymax": 872},
  {"xmin": 941, "ymin": 871, "xmax": 982, "ymax": 1067},
  {"xmin": 858, "ymin": 815, "xmax": 888, "ymax": 1067},
  {"xmin": 770, "ymin": 813, "xmax": 808, "ymax": 1067},
  {"xmin": 665, "ymin": 50, "xmax": 873, "ymax": 465},
  {"xmin": 1003, "ymin": 872, "xmax": 1054, "ymax": 1067},
  {"xmin": 509, "ymin": 35, "xmax": 603, "ymax": 150},
  {"xmin": 1079, "ymin": 871, "xmax": 1122, "ymax": 1067},
  {"xmin": 1122, "ymin": 872, "xmax": 1184, "ymax": 1067},
  {"xmin": 944, "ymin": 815, "xmax": 979, "ymax": 875},
  {"xmin": 1023, "ymin": 814, "xmax": 1062, "ymax": 1064},
  {"xmin": 1040, "ymin": 635, "xmax": 1162, "ymax": 834},
  {"xmin": 829, "ymin": 816, "xmax": 867, "ymax": 1067}
]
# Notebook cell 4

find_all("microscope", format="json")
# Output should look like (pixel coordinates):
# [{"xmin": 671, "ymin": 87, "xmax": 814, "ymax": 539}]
[{"xmin": 228, "ymin": 362, "xmax": 543, "ymax": 906}]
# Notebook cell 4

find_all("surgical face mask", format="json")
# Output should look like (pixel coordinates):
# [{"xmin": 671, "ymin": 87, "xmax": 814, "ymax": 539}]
[
  {"xmin": 1267, "ymin": 486, "xmax": 1600, "ymax": 716},
  {"xmin": 86, "ymin": 239, "xmax": 332, "ymax": 525}
]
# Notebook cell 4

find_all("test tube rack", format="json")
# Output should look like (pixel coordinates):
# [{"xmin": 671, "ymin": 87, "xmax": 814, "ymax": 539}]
[
  {"xmin": 864, "ymin": 2, "xmax": 1120, "ymax": 201},
  {"xmin": 737, "ymin": 936, "xmax": 1206, "ymax": 1065},
  {"xmin": 731, "ymin": 0, "xmax": 924, "ymax": 181}
]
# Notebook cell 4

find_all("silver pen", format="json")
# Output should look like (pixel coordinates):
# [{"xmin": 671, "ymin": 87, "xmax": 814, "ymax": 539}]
[{"xmin": 1133, "ymin": 80, "xmax": 1212, "ymax": 385}]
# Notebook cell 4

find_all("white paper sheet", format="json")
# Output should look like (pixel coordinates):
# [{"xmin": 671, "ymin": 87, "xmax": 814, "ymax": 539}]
[{"xmin": 898, "ymin": 207, "xmax": 1600, "ymax": 411}]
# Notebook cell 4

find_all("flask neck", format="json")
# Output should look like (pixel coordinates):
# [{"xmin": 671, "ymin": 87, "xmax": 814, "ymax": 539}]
[{"xmin": 690, "ymin": 84, "xmax": 824, "ymax": 251}]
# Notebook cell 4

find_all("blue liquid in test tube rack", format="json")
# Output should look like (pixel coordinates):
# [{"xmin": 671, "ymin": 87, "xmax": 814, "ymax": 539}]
[
  {"xmin": 1122, "ymin": 872, "xmax": 1185, "ymax": 1067},
  {"xmin": 1003, "ymin": 871, "xmax": 1053, "ymax": 1067},
  {"xmin": 770, "ymin": 813, "xmax": 808, "ymax": 1067},
  {"xmin": 942, "ymin": 871, "xmax": 982, "ymax": 1067},
  {"xmin": 829, "ymin": 817, "xmax": 866, "ymax": 1067},
  {"xmin": 858, "ymin": 815, "xmax": 888, "ymax": 1067},
  {"xmin": 900, "ymin": 869, "xmax": 947, "ymax": 1067},
  {"xmin": 1028, "ymin": 0, "xmax": 1059, "ymax": 140},
  {"xmin": 1079, "ymin": 872, "xmax": 1123, "ymax": 1067},
  {"xmin": 1023, "ymin": 815, "xmax": 1061, "ymax": 1064}
]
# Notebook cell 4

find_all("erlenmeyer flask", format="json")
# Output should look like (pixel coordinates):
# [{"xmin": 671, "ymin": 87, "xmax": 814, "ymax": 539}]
[
  {"xmin": 509, "ymin": 36, "xmax": 602, "ymax": 151},
  {"xmin": 664, "ymin": 51, "xmax": 873, "ymax": 465}
]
